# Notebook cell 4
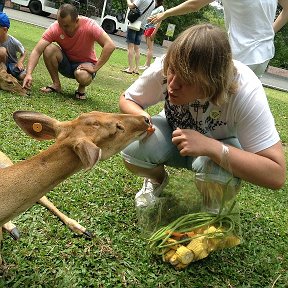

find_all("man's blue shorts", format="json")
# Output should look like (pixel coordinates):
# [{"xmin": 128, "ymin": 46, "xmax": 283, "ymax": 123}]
[
  {"xmin": 126, "ymin": 28, "xmax": 144, "ymax": 45},
  {"xmin": 58, "ymin": 52, "xmax": 96, "ymax": 79}
]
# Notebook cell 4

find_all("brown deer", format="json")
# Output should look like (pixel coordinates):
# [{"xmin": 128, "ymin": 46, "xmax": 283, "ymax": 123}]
[
  {"xmin": 0, "ymin": 110, "xmax": 150, "ymax": 265},
  {"xmin": 0, "ymin": 63, "xmax": 28, "ymax": 96}
]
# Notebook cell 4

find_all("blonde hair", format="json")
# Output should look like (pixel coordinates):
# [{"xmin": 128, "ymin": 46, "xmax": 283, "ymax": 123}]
[{"xmin": 163, "ymin": 24, "xmax": 237, "ymax": 106}]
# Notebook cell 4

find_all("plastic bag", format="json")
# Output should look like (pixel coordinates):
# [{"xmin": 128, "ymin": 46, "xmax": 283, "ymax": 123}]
[
  {"xmin": 128, "ymin": 7, "xmax": 141, "ymax": 23},
  {"xmin": 136, "ymin": 145, "xmax": 242, "ymax": 270}
]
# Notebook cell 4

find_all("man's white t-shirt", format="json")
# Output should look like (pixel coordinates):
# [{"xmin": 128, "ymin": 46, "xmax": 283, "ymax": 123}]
[{"xmin": 124, "ymin": 56, "xmax": 280, "ymax": 153}]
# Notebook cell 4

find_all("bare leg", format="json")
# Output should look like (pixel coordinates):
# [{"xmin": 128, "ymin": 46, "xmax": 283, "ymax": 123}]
[
  {"xmin": 127, "ymin": 43, "xmax": 135, "ymax": 72},
  {"xmin": 145, "ymin": 37, "xmax": 154, "ymax": 67},
  {"xmin": 134, "ymin": 44, "xmax": 141, "ymax": 74},
  {"xmin": 74, "ymin": 68, "xmax": 93, "ymax": 94},
  {"xmin": 124, "ymin": 160, "xmax": 166, "ymax": 184},
  {"xmin": 42, "ymin": 44, "xmax": 63, "ymax": 91},
  {"xmin": 0, "ymin": 47, "xmax": 7, "ymax": 64}
]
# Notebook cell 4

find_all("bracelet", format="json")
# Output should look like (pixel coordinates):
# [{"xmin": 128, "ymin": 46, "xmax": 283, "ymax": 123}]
[{"xmin": 222, "ymin": 144, "xmax": 229, "ymax": 156}]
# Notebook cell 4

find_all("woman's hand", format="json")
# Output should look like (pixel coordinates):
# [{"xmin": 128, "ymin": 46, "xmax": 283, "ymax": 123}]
[
  {"xmin": 148, "ymin": 12, "xmax": 166, "ymax": 24},
  {"xmin": 172, "ymin": 128, "xmax": 215, "ymax": 157}
]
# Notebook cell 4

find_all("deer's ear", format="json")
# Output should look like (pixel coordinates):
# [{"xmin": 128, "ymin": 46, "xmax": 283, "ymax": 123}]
[
  {"xmin": 73, "ymin": 139, "xmax": 102, "ymax": 170},
  {"xmin": 13, "ymin": 111, "xmax": 59, "ymax": 140}
]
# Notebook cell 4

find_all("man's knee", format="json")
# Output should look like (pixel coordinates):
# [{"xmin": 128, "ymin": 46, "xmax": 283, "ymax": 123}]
[
  {"xmin": 74, "ymin": 69, "xmax": 93, "ymax": 86},
  {"xmin": 43, "ymin": 44, "xmax": 62, "ymax": 60}
]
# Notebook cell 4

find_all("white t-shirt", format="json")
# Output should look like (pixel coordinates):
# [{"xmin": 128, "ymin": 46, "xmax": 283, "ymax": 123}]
[
  {"xmin": 222, "ymin": 0, "xmax": 278, "ymax": 65},
  {"xmin": 124, "ymin": 56, "xmax": 280, "ymax": 153}
]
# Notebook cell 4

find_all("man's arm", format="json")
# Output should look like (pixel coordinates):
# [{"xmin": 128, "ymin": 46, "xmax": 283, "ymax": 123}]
[
  {"xmin": 149, "ymin": 0, "xmax": 213, "ymax": 24},
  {"xmin": 22, "ymin": 38, "xmax": 50, "ymax": 88},
  {"xmin": 274, "ymin": 0, "xmax": 288, "ymax": 32},
  {"xmin": 92, "ymin": 32, "xmax": 115, "ymax": 73}
]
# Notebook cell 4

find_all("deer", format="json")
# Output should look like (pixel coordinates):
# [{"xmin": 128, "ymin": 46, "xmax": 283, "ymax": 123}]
[
  {"xmin": 0, "ymin": 63, "xmax": 28, "ymax": 96},
  {"xmin": 0, "ymin": 110, "xmax": 150, "ymax": 265}
]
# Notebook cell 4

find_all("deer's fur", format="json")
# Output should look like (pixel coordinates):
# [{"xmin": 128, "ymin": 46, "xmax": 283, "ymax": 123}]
[
  {"xmin": 0, "ymin": 110, "xmax": 150, "ymax": 264},
  {"xmin": 0, "ymin": 63, "xmax": 28, "ymax": 96}
]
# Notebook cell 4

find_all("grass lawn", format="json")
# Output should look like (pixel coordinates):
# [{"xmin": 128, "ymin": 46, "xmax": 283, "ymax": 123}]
[{"xmin": 0, "ymin": 20, "xmax": 287, "ymax": 287}]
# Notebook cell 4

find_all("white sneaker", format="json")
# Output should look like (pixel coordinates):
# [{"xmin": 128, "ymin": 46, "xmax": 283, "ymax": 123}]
[
  {"xmin": 139, "ymin": 65, "xmax": 149, "ymax": 70},
  {"xmin": 135, "ymin": 172, "xmax": 169, "ymax": 207}
]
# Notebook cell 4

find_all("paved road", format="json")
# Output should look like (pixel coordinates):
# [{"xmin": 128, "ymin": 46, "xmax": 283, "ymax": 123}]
[{"xmin": 5, "ymin": 7, "xmax": 288, "ymax": 92}]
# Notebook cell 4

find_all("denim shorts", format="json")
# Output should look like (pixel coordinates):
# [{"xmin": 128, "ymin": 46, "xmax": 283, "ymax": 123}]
[
  {"xmin": 121, "ymin": 114, "xmax": 242, "ymax": 182},
  {"xmin": 126, "ymin": 28, "xmax": 144, "ymax": 45},
  {"xmin": 58, "ymin": 52, "xmax": 96, "ymax": 79},
  {"xmin": 7, "ymin": 62, "xmax": 26, "ymax": 80}
]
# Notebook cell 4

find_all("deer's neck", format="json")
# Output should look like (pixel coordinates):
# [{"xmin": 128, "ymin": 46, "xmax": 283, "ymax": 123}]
[{"xmin": 0, "ymin": 143, "xmax": 82, "ymax": 225}]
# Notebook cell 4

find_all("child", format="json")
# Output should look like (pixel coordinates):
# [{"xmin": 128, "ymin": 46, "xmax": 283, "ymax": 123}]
[
  {"xmin": 140, "ymin": 0, "xmax": 164, "ymax": 70},
  {"xmin": 0, "ymin": 12, "xmax": 27, "ymax": 81}
]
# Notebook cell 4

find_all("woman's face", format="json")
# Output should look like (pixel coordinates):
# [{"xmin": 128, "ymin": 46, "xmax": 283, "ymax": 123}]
[{"xmin": 166, "ymin": 67, "xmax": 205, "ymax": 105}]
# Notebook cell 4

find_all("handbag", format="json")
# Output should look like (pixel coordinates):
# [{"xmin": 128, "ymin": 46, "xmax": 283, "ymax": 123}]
[
  {"xmin": 127, "ymin": 0, "xmax": 154, "ymax": 23},
  {"xmin": 128, "ymin": 19, "xmax": 142, "ymax": 31},
  {"xmin": 128, "ymin": 7, "xmax": 141, "ymax": 23}
]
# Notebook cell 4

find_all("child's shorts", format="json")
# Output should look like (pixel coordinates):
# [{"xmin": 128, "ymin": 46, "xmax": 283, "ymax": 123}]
[
  {"xmin": 144, "ymin": 27, "xmax": 155, "ymax": 37},
  {"xmin": 7, "ymin": 62, "xmax": 26, "ymax": 80}
]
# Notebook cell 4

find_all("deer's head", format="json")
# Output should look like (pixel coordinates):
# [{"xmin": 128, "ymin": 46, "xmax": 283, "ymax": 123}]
[
  {"xmin": 13, "ymin": 110, "xmax": 150, "ymax": 169},
  {"xmin": 0, "ymin": 63, "xmax": 28, "ymax": 96}
]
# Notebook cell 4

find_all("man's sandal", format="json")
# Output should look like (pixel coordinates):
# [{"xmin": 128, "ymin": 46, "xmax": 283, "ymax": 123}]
[
  {"xmin": 75, "ymin": 90, "xmax": 86, "ymax": 100},
  {"xmin": 40, "ymin": 86, "xmax": 61, "ymax": 93}
]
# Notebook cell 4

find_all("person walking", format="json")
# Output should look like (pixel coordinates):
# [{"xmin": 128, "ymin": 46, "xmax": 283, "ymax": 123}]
[
  {"xmin": 139, "ymin": 0, "xmax": 164, "ymax": 70},
  {"xmin": 149, "ymin": 0, "xmax": 288, "ymax": 78},
  {"xmin": 23, "ymin": 3, "xmax": 115, "ymax": 99},
  {"xmin": 121, "ymin": 0, "xmax": 155, "ymax": 75}
]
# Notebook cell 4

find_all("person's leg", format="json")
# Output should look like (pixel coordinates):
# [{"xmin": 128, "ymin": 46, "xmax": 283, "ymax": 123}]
[
  {"xmin": 127, "ymin": 43, "xmax": 135, "ymax": 72},
  {"xmin": 133, "ymin": 29, "xmax": 144, "ymax": 74},
  {"xmin": 247, "ymin": 60, "xmax": 269, "ymax": 78},
  {"xmin": 134, "ymin": 44, "xmax": 140, "ymax": 74},
  {"xmin": 0, "ymin": 47, "xmax": 7, "ymax": 64},
  {"xmin": 7, "ymin": 62, "xmax": 26, "ymax": 81},
  {"xmin": 74, "ymin": 66, "xmax": 93, "ymax": 94},
  {"xmin": 145, "ymin": 37, "xmax": 154, "ymax": 67},
  {"xmin": 122, "ymin": 115, "xmax": 188, "ymax": 184},
  {"xmin": 41, "ymin": 43, "xmax": 63, "ymax": 92},
  {"xmin": 124, "ymin": 28, "xmax": 136, "ymax": 73}
]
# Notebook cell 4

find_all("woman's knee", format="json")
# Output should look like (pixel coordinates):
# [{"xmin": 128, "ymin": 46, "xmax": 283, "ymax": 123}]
[{"xmin": 121, "ymin": 115, "xmax": 175, "ymax": 168}]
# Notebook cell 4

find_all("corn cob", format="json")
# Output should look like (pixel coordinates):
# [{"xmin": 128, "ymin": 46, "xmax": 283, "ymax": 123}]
[{"xmin": 175, "ymin": 246, "xmax": 194, "ymax": 265}]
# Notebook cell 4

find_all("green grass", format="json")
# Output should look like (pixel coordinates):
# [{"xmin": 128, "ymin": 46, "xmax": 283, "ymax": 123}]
[{"xmin": 0, "ymin": 20, "xmax": 287, "ymax": 287}]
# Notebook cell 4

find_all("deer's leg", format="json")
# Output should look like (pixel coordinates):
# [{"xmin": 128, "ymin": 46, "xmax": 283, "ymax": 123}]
[
  {"xmin": 2, "ymin": 221, "xmax": 20, "ymax": 240},
  {"xmin": 37, "ymin": 196, "xmax": 93, "ymax": 238}
]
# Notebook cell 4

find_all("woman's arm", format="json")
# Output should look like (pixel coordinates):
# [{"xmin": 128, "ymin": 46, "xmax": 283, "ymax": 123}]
[
  {"xmin": 149, "ymin": 0, "xmax": 212, "ymax": 24},
  {"xmin": 119, "ymin": 93, "xmax": 151, "ymax": 119},
  {"xmin": 274, "ymin": 0, "xmax": 288, "ymax": 32}
]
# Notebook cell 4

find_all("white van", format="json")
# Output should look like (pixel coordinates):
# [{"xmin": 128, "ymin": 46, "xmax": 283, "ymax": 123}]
[{"xmin": 10, "ymin": 0, "xmax": 129, "ymax": 33}]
